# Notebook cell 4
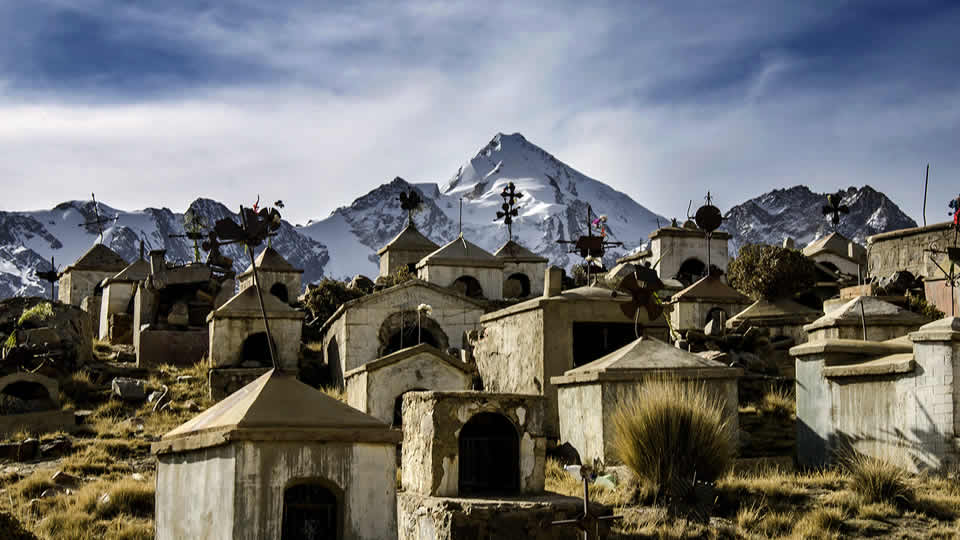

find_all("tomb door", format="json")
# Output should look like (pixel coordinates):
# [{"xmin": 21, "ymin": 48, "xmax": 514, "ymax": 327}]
[
  {"xmin": 458, "ymin": 412, "xmax": 519, "ymax": 496},
  {"xmin": 281, "ymin": 482, "xmax": 340, "ymax": 540}
]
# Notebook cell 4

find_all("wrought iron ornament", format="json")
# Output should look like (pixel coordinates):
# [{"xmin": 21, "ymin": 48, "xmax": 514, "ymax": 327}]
[
  {"xmin": 168, "ymin": 209, "xmax": 209, "ymax": 263},
  {"xmin": 36, "ymin": 257, "xmax": 60, "ymax": 302},
  {"xmin": 689, "ymin": 191, "xmax": 724, "ymax": 278},
  {"xmin": 924, "ymin": 194, "xmax": 960, "ymax": 317},
  {"xmin": 550, "ymin": 464, "xmax": 621, "ymax": 540},
  {"xmin": 494, "ymin": 182, "xmax": 523, "ymax": 241},
  {"xmin": 398, "ymin": 186, "xmax": 423, "ymax": 226},
  {"xmin": 822, "ymin": 191, "xmax": 850, "ymax": 227},
  {"xmin": 77, "ymin": 193, "xmax": 118, "ymax": 244}
]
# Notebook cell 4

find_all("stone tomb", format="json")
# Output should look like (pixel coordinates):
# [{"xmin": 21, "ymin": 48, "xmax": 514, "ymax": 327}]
[
  {"xmin": 473, "ymin": 267, "xmax": 668, "ymax": 437},
  {"xmin": 344, "ymin": 343, "xmax": 473, "ymax": 425},
  {"xmin": 552, "ymin": 337, "xmax": 741, "ymax": 465},
  {"xmin": 628, "ymin": 224, "xmax": 731, "ymax": 287},
  {"xmin": 377, "ymin": 222, "xmax": 439, "ymax": 278},
  {"xmin": 792, "ymin": 318, "xmax": 960, "ymax": 471},
  {"xmin": 397, "ymin": 391, "xmax": 598, "ymax": 540},
  {"xmin": 98, "ymin": 257, "xmax": 150, "ymax": 344},
  {"xmin": 0, "ymin": 373, "xmax": 75, "ymax": 435},
  {"xmin": 320, "ymin": 279, "xmax": 485, "ymax": 388},
  {"xmin": 495, "ymin": 240, "xmax": 548, "ymax": 299},
  {"xmin": 153, "ymin": 370, "xmax": 401, "ymax": 540},
  {"xmin": 804, "ymin": 296, "xmax": 929, "ymax": 342},
  {"xmin": 207, "ymin": 286, "xmax": 304, "ymax": 400},
  {"xmin": 416, "ymin": 234, "xmax": 505, "ymax": 300},
  {"xmin": 725, "ymin": 297, "xmax": 822, "ymax": 346},
  {"xmin": 58, "ymin": 244, "xmax": 128, "ymax": 307},
  {"xmin": 802, "ymin": 232, "xmax": 867, "ymax": 278},
  {"xmin": 667, "ymin": 274, "xmax": 751, "ymax": 332},
  {"xmin": 237, "ymin": 246, "xmax": 303, "ymax": 305}
]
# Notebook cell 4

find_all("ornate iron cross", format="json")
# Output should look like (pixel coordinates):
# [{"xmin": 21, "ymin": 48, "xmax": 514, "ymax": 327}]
[
  {"xmin": 550, "ymin": 465, "xmax": 621, "ymax": 540},
  {"xmin": 77, "ymin": 193, "xmax": 118, "ymax": 243},
  {"xmin": 36, "ymin": 257, "xmax": 60, "ymax": 302},
  {"xmin": 924, "ymin": 195, "xmax": 960, "ymax": 316},
  {"xmin": 822, "ymin": 191, "xmax": 850, "ymax": 228},
  {"xmin": 168, "ymin": 209, "xmax": 208, "ymax": 262},
  {"xmin": 494, "ymin": 182, "xmax": 523, "ymax": 242},
  {"xmin": 398, "ymin": 187, "xmax": 423, "ymax": 226}
]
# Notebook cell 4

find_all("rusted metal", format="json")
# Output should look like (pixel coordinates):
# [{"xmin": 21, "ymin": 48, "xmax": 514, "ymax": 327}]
[
  {"xmin": 36, "ymin": 256, "xmax": 60, "ymax": 302},
  {"xmin": 550, "ymin": 464, "xmax": 621, "ymax": 540}
]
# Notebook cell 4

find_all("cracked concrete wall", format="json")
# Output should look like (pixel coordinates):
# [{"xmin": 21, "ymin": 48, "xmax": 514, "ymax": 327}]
[{"xmin": 868, "ymin": 224, "xmax": 955, "ymax": 280}]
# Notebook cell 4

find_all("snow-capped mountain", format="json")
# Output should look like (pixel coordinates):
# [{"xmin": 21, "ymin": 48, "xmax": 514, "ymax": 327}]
[
  {"xmin": 722, "ymin": 185, "xmax": 918, "ymax": 253},
  {"xmin": 302, "ymin": 133, "xmax": 667, "ymax": 278},
  {"xmin": 0, "ymin": 198, "xmax": 329, "ymax": 299}
]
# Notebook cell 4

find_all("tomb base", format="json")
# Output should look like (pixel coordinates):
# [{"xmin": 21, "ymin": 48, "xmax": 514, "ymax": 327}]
[
  {"xmin": 208, "ymin": 367, "xmax": 272, "ymax": 400},
  {"xmin": 137, "ymin": 328, "xmax": 208, "ymax": 369},
  {"xmin": 397, "ymin": 492, "xmax": 611, "ymax": 540},
  {"xmin": 0, "ymin": 410, "xmax": 77, "ymax": 437}
]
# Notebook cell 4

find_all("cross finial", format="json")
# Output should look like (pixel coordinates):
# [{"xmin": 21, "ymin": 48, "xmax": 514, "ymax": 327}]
[
  {"xmin": 494, "ymin": 182, "xmax": 523, "ymax": 242},
  {"xmin": 398, "ymin": 189, "xmax": 423, "ymax": 226}
]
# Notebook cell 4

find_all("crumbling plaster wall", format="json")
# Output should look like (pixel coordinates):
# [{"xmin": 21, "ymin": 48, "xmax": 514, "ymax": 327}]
[
  {"xmin": 401, "ymin": 392, "xmax": 546, "ymax": 498},
  {"xmin": 867, "ymin": 223, "xmax": 954, "ymax": 280},
  {"xmin": 156, "ymin": 445, "xmax": 237, "ymax": 540},
  {"xmin": 208, "ymin": 317, "xmax": 302, "ymax": 371},
  {"xmin": 418, "ymin": 265, "xmax": 504, "ymax": 301}
]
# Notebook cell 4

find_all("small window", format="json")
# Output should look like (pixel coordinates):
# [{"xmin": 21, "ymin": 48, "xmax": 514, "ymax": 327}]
[
  {"xmin": 451, "ymin": 276, "xmax": 483, "ymax": 298},
  {"xmin": 270, "ymin": 282, "xmax": 290, "ymax": 303}
]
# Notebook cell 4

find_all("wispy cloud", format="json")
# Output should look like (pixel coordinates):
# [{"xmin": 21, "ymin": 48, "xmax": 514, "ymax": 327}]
[{"xmin": 1, "ymin": 1, "xmax": 958, "ymax": 225}]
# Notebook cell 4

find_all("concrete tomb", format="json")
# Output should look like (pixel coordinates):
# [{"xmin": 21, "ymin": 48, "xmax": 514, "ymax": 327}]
[
  {"xmin": 344, "ymin": 343, "xmax": 473, "ymax": 425},
  {"xmin": 792, "ymin": 317, "xmax": 960, "ymax": 472},
  {"xmin": 320, "ymin": 278, "xmax": 485, "ymax": 388},
  {"xmin": 494, "ymin": 240, "xmax": 548, "ymax": 299},
  {"xmin": 473, "ymin": 266, "xmax": 668, "ymax": 437},
  {"xmin": 552, "ymin": 337, "xmax": 741, "ymax": 465},
  {"xmin": 624, "ymin": 224, "xmax": 731, "ymax": 287},
  {"xmin": 802, "ymin": 232, "xmax": 867, "ymax": 279},
  {"xmin": 58, "ymin": 244, "xmax": 129, "ymax": 307},
  {"xmin": 667, "ymin": 274, "xmax": 751, "ymax": 333},
  {"xmin": 153, "ymin": 370, "xmax": 401, "ymax": 540},
  {"xmin": 207, "ymin": 286, "xmax": 304, "ymax": 400},
  {"xmin": 804, "ymin": 296, "xmax": 929, "ymax": 342},
  {"xmin": 237, "ymin": 246, "xmax": 303, "ymax": 305},
  {"xmin": 0, "ymin": 372, "xmax": 75, "ymax": 435},
  {"xmin": 416, "ymin": 234, "xmax": 505, "ymax": 300},
  {"xmin": 726, "ymin": 297, "xmax": 822, "ymax": 346},
  {"xmin": 98, "ymin": 257, "xmax": 151, "ymax": 344},
  {"xmin": 377, "ymin": 222, "xmax": 439, "ymax": 279}
]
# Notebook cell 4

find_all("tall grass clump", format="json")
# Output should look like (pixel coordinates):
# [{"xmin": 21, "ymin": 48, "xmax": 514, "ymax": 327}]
[
  {"xmin": 612, "ymin": 377, "xmax": 734, "ymax": 501},
  {"xmin": 842, "ymin": 452, "xmax": 913, "ymax": 507},
  {"xmin": 758, "ymin": 386, "xmax": 795, "ymax": 418}
]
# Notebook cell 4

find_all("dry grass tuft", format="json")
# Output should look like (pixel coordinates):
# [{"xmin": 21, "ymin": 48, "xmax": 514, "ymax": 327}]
[
  {"xmin": 792, "ymin": 505, "xmax": 847, "ymax": 538},
  {"xmin": 843, "ymin": 453, "xmax": 913, "ymax": 507},
  {"xmin": 857, "ymin": 501, "xmax": 899, "ymax": 520},
  {"xmin": 758, "ymin": 386, "xmax": 795, "ymax": 418},
  {"xmin": 320, "ymin": 385, "xmax": 345, "ymax": 402},
  {"xmin": 611, "ymin": 378, "xmax": 733, "ymax": 501},
  {"xmin": 735, "ymin": 500, "xmax": 765, "ymax": 532}
]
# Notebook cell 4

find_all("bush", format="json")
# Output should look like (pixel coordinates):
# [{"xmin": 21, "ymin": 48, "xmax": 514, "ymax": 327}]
[
  {"xmin": 727, "ymin": 244, "xmax": 817, "ymax": 300},
  {"xmin": 843, "ymin": 453, "xmax": 913, "ymax": 507},
  {"xmin": 17, "ymin": 302, "xmax": 54, "ymax": 328},
  {"xmin": 612, "ymin": 378, "xmax": 734, "ymax": 501},
  {"xmin": 302, "ymin": 278, "xmax": 366, "ymax": 327},
  {"xmin": 907, "ymin": 294, "xmax": 944, "ymax": 320},
  {"xmin": 758, "ymin": 387, "xmax": 795, "ymax": 418}
]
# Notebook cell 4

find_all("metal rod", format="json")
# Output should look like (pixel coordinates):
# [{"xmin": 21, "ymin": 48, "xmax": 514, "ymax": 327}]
[
  {"xmin": 859, "ymin": 298, "xmax": 867, "ymax": 341},
  {"xmin": 923, "ymin": 164, "xmax": 929, "ymax": 226},
  {"xmin": 240, "ymin": 206, "xmax": 279, "ymax": 370},
  {"xmin": 459, "ymin": 198, "xmax": 463, "ymax": 235}
]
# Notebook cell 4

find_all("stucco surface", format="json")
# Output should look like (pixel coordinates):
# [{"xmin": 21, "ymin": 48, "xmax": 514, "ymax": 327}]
[
  {"xmin": 208, "ymin": 317, "xmax": 302, "ymax": 370},
  {"xmin": 156, "ymin": 445, "xmax": 237, "ymax": 540}
]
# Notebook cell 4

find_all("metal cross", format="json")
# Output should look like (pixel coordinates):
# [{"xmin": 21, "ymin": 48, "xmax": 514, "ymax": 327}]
[
  {"xmin": 398, "ymin": 187, "xmax": 423, "ymax": 226},
  {"xmin": 494, "ymin": 182, "xmax": 523, "ymax": 242},
  {"xmin": 168, "ymin": 209, "xmax": 209, "ymax": 262},
  {"xmin": 822, "ymin": 191, "xmax": 850, "ymax": 228},
  {"xmin": 36, "ymin": 257, "xmax": 60, "ymax": 302},
  {"xmin": 550, "ymin": 465, "xmax": 621, "ymax": 540},
  {"xmin": 77, "ymin": 193, "xmax": 118, "ymax": 243}
]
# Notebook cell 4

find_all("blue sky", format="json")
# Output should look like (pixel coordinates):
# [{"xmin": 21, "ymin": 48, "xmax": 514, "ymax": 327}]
[{"xmin": 1, "ymin": 0, "xmax": 958, "ymax": 225}]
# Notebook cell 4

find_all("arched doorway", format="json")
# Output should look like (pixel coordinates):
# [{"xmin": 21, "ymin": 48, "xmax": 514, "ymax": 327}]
[
  {"xmin": 0, "ymin": 381, "xmax": 56, "ymax": 414},
  {"xmin": 241, "ymin": 332, "xmax": 273, "ymax": 367},
  {"xmin": 458, "ymin": 412, "xmax": 519, "ymax": 495},
  {"xmin": 451, "ymin": 275, "xmax": 483, "ymax": 298},
  {"xmin": 675, "ymin": 258, "xmax": 706, "ymax": 287},
  {"xmin": 281, "ymin": 480, "xmax": 340, "ymax": 540},
  {"xmin": 377, "ymin": 312, "xmax": 449, "ymax": 357},
  {"xmin": 326, "ymin": 337, "xmax": 342, "ymax": 386},
  {"xmin": 393, "ymin": 388, "xmax": 426, "ymax": 427},
  {"xmin": 503, "ymin": 273, "xmax": 531, "ymax": 298},
  {"xmin": 270, "ymin": 282, "xmax": 290, "ymax": 303}
]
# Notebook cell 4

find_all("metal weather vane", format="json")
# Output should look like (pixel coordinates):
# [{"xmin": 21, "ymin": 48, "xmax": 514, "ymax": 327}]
[
  {"xmin": 36, "ymin": 257, "xmax": 60, "ymax": 302},
  {"xmin": 77, "ymin": 193, "xmax": 118, "ymax": 244},
  {"xmin": 494, "ymin": 182, "xmax": 523, "ymax": 242},
  {"xmin": 822, "ymin": 191, "xmax": 850, "ymax": 228},
  {"xmin": 398, "ymin": 185, "xmax": 423, "ymax": 226},
  {"xmin": 924, "ymin": 194, "xmax": 960, "ymax": 316},
  {"xmin": 687, "ymin": 191, "xmax": 724, "ymax": 278},
  {"xmin": 556, "ymin": 204, "xmax": 623, "ymax": 281},
  {"xmin": 168, "ymin": 209, "xmax": 209, "ymax": 263}
]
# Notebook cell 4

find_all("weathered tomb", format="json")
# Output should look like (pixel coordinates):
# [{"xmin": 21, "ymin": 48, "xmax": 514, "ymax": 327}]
[
  {"xmin": 792, "ymin": 317, "xmax": 960, "ymax": 471},
  {"xmin": 320, "ymin": 278, "xmax": 486, "ymax": 387},
  {"xmin": 377, "ymin": 222, "xmax": 439, "ymax": 278},
  {"xmin": 98, "ymin": 257, "xmax": 150, "ymax": 344},
  {"xmin": 153, "ymin": 370, "xmax": 401, "ymax": 540},
  {"xmin": 667, "ymin": 274, "xmax": 751, "ymax": 332},
  {"xmin": 867, "ymin": 221, "xmax": 956, "ymax": 281},
  {"xmin": 625, "ymin": 223, "xmax": 731, "ymax": 287},
  {"xmin": 0, "ymin": 297, "xmax": 94, "ymax": 371},
  {"xmin": 802, "ymin": 232, "xmax": 867, "ymax": 279},
  {"xmin": 473, "ymin": 266, "xmax": 668, "ymax": 436},
  {"xmin": 397, "ymin": 391, "xmax": 600, "ymax": 540},
  {"xmin": 58, "ymin": 243, "xmax": 128, "ymax": 307},
  {"xmin": 344, "ymin": 343, "xmax": 473, "ymax": 425},
  {"xmin": 552, "ymin": 337, "xmax": 741, "ymax": 465},
  {"xmin": 133, "ymin": 250, "xmax": 235, "ymax": 369},
  {"xmin": 494, "ymin": 240, "xmax": 548, "ymax": 299},
  {"xmin": 804, "ymin": 296, "xmax": 929, "ymax": 342},
  {"xmin": 725, "ymin": 297, "xmax": 822, "ymax": 345},
  {"xmin": 237, "ymin": 246, "xmax": 303, "ymax": 305},
  {"xmin": 416, "ymin": 234, "xmax": 505, "ymax": 300},
  {"xmin": 206, "ymin": 286, "xmax": 304, "ymax": 400},
  {"xmin": 0, "ymin": 372, "xmax": 75, "ymax": 435}
]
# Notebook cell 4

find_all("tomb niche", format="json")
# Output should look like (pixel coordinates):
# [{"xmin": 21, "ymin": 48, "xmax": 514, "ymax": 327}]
[
  {"xmin": 667, "ymin": 274, "xmax": 752, "ymax": 333},
  {"xmin": 237, "ymin": 247, "xmax": 303, "ymax": 306},
  {"xmin": 377, "ymin": 222, "xmax": 439, "ymax": 279},
  {"xmin": 621, "ymin": 224, "xmax": 731, "ymax": 287},
  {"xmin": 153, "ymin": 370, "xmax": 400, "ymax": 540},
  {"xmin": 0, "ymin": 373, "xmax": 75, "ymax": 436},
  {"xmin": 416, "ymin": 234, "xmax": 505, "ymax": 300},
  {"xmin": 206, "ymin": 286, "xmax": 304, "ymax": 400},
  {"xmin": 397, "ymin": 391, "xmax": 598, "ymax": 540},
  {"xmin": 494, "ymin": 240, "xmax": 547, "ymax": 299}
]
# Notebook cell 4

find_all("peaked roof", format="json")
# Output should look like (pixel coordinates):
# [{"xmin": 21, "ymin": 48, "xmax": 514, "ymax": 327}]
[
  {"xmin": 153, "ymin": 370, "xmax": 399, "ymax": 454},
  {"xmin": 65, "ymin": 244, "xmax": 128, "ymax": 273},
  {"xmin": 727, "ymin": 297, "xmax": 822, "ymax": 326},
  {"xmin": 344, "ymin": 343, "xmax": 473, "ymax": 378},
  {"xmin": 240, "ymin": 247, "xmax": 303, "ymax": 276},
  {"xmin": 805, "ymin": 296, "xmax": 929, "ymax": 331},
  {"xmin": 494, "ymin": 240, "xmax": 548, "ymax": 263},
  {"xmin": 377, "ymin": 223, "xmax": 439, "ymax": 255},
  {"xmin": 803, "ymin": 232, "xmax": 867, "ymax": 263},
  {"xmin": 417, "ymin": 234, "xmax": 503, "ymax": 269},
  {"xmin": 552, "ymin": 337, "xmax": 741, "ymax": 384},
  {"xmin": 208, "ymin": 285, "xmax": 304, "ymax": 321},
  {"xmin": 671, "ymin": 275, "xmax": 750, "ymax": 304}
]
